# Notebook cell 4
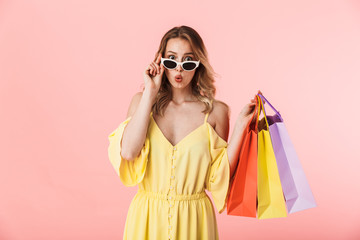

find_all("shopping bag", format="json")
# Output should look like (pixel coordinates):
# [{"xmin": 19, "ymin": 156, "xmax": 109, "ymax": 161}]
[
  {"xmin": 257, "ymin": 93, "xmax": 317, "ymax": 213},
  {"xmin": 257, "ymin": 95, "xmax": 288, "ymax": 219},
  {"xmin": 226, "ymin": 95, "xmax": 260, "ymax": 217}
]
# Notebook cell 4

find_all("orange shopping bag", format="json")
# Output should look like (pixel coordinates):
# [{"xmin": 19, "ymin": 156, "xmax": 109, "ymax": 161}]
[{"xmin": 227, "ymin": 95, "xmax": 260, "ymax": 217}]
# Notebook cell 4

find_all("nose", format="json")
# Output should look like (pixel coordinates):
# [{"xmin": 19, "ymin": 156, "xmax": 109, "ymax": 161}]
[{"xmin": 176, "ymin": 64, "xmax": 183, "ymax": 72}]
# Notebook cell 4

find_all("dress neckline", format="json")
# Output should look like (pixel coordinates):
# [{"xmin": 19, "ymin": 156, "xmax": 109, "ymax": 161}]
[{"xmin": 150, "ymin": 114, "xmax": 208, "ymax": 148}]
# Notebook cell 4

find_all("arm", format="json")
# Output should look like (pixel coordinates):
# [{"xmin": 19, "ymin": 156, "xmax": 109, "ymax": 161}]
[
  {"xmin": 227, "ymin": 120, "xmax": 247, "ymax": 179},
  {"xmin": 120, "ymin": 89, "xmax": 156, "ymax": 161},
  {"xmin": 212, "ymin": 101, "xmax": 247, "ymax": 180},
  {"xmin": 227, "ymin": 95, "xmax": 259, "ymax": 179}
]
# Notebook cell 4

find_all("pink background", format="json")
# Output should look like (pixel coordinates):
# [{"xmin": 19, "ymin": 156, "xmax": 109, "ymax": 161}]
[{"xmin": 1, "ymin": 0, "xmax": 359, "ymax": 239}]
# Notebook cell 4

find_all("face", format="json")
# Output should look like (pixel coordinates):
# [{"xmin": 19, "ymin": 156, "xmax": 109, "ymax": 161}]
[{"xmin": 163, "ymin": 38, "xmax": 197, "ymax": 89}]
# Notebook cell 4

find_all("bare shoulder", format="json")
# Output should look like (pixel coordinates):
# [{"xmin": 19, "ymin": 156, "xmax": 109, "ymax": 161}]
[
  {"xmin": 126, "ymin": 92, "xmax": 143, "ymax": 118},
  {"xmin": 212, "ymin": 99, "xmax": 230, "ymax": 117},
  {"xmin": 210, "ymin": 99, "xmax": 230, "ymax": 141}
]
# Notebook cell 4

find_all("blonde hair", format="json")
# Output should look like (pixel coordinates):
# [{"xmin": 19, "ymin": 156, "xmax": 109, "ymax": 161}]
[{"xmin": 142, "ymin": 25, "xmax": 228, "ymax": 116}]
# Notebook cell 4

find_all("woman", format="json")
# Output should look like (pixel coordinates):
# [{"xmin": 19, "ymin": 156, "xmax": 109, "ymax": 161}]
[{"xmin": 108, "ymin": 25, "xmax": 260, "ymax": 240}]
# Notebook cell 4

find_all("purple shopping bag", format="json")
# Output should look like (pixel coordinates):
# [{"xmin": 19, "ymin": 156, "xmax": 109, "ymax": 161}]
[{"xmin": 257, "ymin": 93, "xmax": 317, "ymax": 214}]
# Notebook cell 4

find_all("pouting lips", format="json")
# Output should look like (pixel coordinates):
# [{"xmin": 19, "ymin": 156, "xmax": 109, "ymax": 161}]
[{"xmin": 175, "ymin": 76, "xmax": 183, "ymax": 82}]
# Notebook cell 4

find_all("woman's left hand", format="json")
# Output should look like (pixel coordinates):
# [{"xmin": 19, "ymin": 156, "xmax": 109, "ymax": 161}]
[{"xmin": 236, "ymin": 90, "xmax": 265, "ymax": 127}]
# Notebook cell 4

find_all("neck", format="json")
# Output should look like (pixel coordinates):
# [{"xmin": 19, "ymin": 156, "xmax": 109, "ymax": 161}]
[{"xmin": 170, "ymin": 85, "xmax": 196, "ymax": 104}]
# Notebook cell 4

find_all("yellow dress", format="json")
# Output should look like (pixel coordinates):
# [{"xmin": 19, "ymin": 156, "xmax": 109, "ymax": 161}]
[{"xmin": 108, "ymin": 109, "xmax": 230, "ymax": 240}]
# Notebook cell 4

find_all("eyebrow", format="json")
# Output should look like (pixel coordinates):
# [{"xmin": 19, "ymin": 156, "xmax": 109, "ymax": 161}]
[{"xmin": 166, "ymin": 51, "xmax": 194, "ymax": 55}]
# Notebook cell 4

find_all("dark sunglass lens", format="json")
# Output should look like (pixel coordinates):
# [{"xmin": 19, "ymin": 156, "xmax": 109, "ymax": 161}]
[
  {"xmin": 163, "ymin": 60, "xmax": 177, "ymax": 69},
  {"xmin": 183, "ymin": 62, "xmax": 196, "ymax": 70}
]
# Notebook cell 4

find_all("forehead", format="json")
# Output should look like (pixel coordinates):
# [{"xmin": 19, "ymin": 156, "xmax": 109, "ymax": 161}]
[{"xmin": 165, "ymin": 38, "xmax": 194, "ymax": 55}]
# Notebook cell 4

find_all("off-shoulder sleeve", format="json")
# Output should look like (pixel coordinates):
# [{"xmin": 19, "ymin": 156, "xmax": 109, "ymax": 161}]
[
  {"xmin": 107, "ymin": 116, "xmax": 150, "ymax": 187},
  {"xmin": 207, "ymin": 125, "xmax": 231, "ymax": 214}
]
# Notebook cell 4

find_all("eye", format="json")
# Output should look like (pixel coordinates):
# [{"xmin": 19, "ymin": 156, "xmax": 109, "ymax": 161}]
[
  {"xmin": 184, "ymin": 56, "xmax": 193, "ymax": 61},
  {"xmin": 169, "ymin": 55, "xmax": 175, "ymax": 60}
]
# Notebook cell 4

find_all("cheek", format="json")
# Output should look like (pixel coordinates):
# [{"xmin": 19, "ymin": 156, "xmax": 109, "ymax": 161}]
[{"xmin": 185, "ymin": 71, "xmax": 195, "ymax": 79}]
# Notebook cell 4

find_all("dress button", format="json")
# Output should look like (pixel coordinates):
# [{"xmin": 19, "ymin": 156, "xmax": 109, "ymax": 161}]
[
  {"xmin": 169, "ymin": 225, "xmax": 172, "ymax": 229},
  {"xmin": 169, "ymin": 196, "xmax": 172, "ymax": 200},
  {"xmin": 169, "ymin": 204, "xmax": 173, "ymax": 207},
  {"xmin": 171, "ymin": 176, "xmax": 175, "ymax": 179},
  {"xmin": 174, "ymin": 147, "xmax": 177, "ymax": 150},
  {"xmin": 172, "ymin": 156, "xmax": 175, "ymax": 159},
  {"xmin": 168, "ymin": 214, "xmax": 172, "ymax": 218},
  {"xmin": 170, "ymin": 186, "xmax": 173, "ymax": 189},
  {"xmin": 172, "ymin": 165, "xmax": 175, "ymax": 168}
]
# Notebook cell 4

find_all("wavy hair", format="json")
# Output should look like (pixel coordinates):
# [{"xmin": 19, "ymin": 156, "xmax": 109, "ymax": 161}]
[{"xmin": 142, "ymin": 25, "xmax": 228, "ymax": 116}]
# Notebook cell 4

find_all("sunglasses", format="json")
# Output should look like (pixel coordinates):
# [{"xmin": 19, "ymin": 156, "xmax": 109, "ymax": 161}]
[{"xmin": 161, "ymin": 57, "xmax": 200, "ymax": 71}]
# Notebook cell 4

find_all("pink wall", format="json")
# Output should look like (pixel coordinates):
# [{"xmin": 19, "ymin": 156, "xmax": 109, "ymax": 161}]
[{"xmin": 1, "ymin": 0, "xmax": 359, "ymax": 239}]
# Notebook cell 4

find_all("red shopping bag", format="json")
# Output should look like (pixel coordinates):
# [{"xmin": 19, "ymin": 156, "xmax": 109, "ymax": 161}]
[{"xmin": 227, "ymin": 95, "xmax": 260, "ymax": 217}]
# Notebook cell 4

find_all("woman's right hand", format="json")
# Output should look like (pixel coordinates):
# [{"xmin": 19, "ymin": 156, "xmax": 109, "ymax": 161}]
[{"xmin": 143, "ymin": 52, "xmax": 165, "ymax": 94}]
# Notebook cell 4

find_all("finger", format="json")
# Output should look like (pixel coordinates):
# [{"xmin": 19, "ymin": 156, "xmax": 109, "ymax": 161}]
[
  {"xmin": 152, "ymin": 63, "xmax": 159, "ymax": 75},
  {"xmin": 156, "ymin": 52, "xmax": 162, "ymax": 64},
  {"xmin": 153, "ymin": 63, "xmax": 160, "ymax": 74},
  {"xmin": 152, "ymin": 65, "xmax": 157, "ymax": 76},
  {"xmin": 248, "ymin": 103, "xmax": 256, "ymax": 112},
  {"xmin": 150, "ymin": 63, "xmax": 156, "ymax": 75},
  {"xmin": 146, "ymin": 65, "xmax": 153, "ymax": 75}
]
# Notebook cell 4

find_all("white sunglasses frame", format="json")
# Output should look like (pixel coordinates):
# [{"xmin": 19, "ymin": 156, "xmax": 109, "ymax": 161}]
[{"xmin": 161, "ymin": 57, "xmax": 200, "ymax": 71}]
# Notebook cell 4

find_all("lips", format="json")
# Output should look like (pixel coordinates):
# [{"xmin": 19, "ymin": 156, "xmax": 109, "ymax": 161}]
[{"xmin": 175, "ymin": 74, "xmax": 183, "ymax": 82}]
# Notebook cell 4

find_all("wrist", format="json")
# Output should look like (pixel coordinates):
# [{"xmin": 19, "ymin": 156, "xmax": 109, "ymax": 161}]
[
  {"xmin": 142, "ymin": 88, "xmax": 157, "ymax": 101},
  {"xmin": 235, "ymin": 118, "xmax": 247, "ymax": 132}
]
